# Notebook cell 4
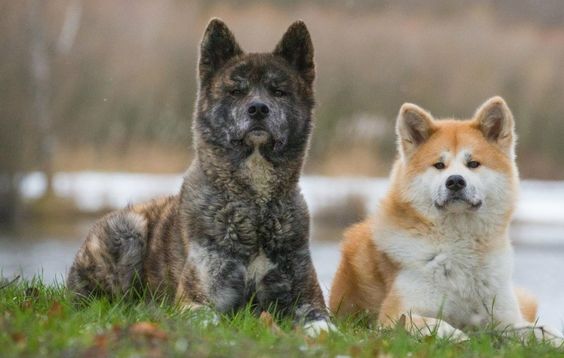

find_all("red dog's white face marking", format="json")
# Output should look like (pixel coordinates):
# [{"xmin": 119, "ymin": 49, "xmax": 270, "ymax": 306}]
[{"xmin": 395, "ymin": 97, "xmax": 518, "ymax": 219}]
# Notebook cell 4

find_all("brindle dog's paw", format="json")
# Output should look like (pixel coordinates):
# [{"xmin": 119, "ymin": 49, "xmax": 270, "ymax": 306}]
[
  {"xmin": 201, "ymin": 315, "xmax": 221, "ymax": 328},
  {"xmin": 302, "ymin": 319, "xmax": 338, "ymax": 337},
  {"xmin": 194, "ymin": 307, "xmax": 221, "ymax": 328},
  {"xmin": 179, "ymin": 303, "xmax": 220, "ymax": 328}
]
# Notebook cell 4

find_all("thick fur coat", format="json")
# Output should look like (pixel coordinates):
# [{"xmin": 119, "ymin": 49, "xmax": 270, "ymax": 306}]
[
  {"xmin": 67, "ymin": 19, "xmax": 330, "ymax": 333},
  {"xmin": 329, "ymin": 97, "xmax": 563, "ymax": 343}
]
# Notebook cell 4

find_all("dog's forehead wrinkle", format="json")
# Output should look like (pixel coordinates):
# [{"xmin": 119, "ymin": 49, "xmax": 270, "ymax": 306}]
[
  {"xmin": 227, "ymin": 68, "xmax": 292, "ymax": 94},
  {"xmin": 229, "ymin": 59, "xmax": 252, "ymax": 74},
  {"xmin": 264, "ymin": 69, "xmax": 291, "ymax": 86},
  {"xmin": 233, "ymin": 79, "xmax": 249, "ymax": 90}
]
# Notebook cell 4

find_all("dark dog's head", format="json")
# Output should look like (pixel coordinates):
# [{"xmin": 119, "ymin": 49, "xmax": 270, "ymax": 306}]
[{"xmin": 193, "ymin": 19, "xmax": 315, "ymax": 169}]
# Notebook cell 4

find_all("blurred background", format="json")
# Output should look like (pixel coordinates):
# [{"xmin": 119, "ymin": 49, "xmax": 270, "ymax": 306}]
[{"xmin": 1, "ymin": 0, "xmax": 563, "ymax": 327}]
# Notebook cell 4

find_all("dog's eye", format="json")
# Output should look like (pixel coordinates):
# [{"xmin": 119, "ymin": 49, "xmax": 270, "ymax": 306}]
[
  {"xmin": 467, "ymin": 161, "xmax": 481, "ymax": 169},
  {"xmin": 433, "ymin": 162, "xmax": 446, "ymax": 170},
  {"xmin": 273, "ymin": 89, "xmax": 285, "ymax": 97},
  {"xmin": 230, "ymin": 89, "xmax": 242, "ymax": 96}
]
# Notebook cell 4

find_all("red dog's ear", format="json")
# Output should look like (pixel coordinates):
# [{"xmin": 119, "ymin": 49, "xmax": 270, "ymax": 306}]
[
  {"xmin": 198, "ymin": 18, "xmax": 243, "ymax": 87},
  {"xmin": 396, "ymin": 103, "xmax": 436, "ymax": 160},
  {"xmin": 474, "ymin": 96, "xmax": 516, "ymax": 157}
]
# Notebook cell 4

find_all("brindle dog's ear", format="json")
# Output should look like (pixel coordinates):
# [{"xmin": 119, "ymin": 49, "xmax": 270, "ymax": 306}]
[
  {"xmin": 199, "ymin": 18, "xmax": 243, "ymax": 87},
  {"xmin": 273, "ymin": 21, "xmax": 315, "ymax": 85}
]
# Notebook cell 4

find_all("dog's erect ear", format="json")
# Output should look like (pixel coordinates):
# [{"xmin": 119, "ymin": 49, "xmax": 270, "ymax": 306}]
[
  {"xmin": 474, "ymin": 96, "xmax": 516, "ymax": 157},
  {"xmin": 396, "ymin": 103, "xmax": 436, "ymax": 159},
  {"xmin": 199, "ymin": 18, "xmax": 243, "ymax": 86},
  {"xmin": 273, "ymin": 21, "xmax": 315, "ymax": 84}
]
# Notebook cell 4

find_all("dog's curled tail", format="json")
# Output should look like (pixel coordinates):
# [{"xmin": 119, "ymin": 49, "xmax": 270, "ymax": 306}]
[
  {"xmin": 67, "ymin": 210, "xmax": 148, "ymax": 300},
  {"xmin": 515, "ymin": 287, "xmax": 539, "ymax": 323}
]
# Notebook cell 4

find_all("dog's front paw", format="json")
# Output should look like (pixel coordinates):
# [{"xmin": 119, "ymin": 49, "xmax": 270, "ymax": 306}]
[
  {"xmin": 180, "ymin": 304, "xmax": 220, "ymax": 328},
  {"xmin": 302, "ymin": 319, "xmax": 337, "ymax": 337},
  {"xmin": 196, "ymin": 307, "xmax": 221, "ymax": 328},
  {"xmin": 513, "ymin": 323, "xmax": 564, "ymax": 347},
  {"xmin": 419, "ymin": 319, "xmax": 469, "ymax": 342},
  {"xmin": 407, "ymin": 315, "xmax": 469, "ymax": 342},
  {"xmin": 436, "ymin": 324, "xmax": 469, "ymax": 343}
]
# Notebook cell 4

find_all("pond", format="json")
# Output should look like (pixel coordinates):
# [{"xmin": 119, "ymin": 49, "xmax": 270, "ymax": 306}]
[{"xmin": 1, "ymin": 173, "xmax": 563, "ymax": 329}]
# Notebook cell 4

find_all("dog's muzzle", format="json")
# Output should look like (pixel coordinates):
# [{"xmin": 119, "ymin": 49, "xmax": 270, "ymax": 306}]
[
  {"xmin": 435, "ymin": 193, "xmax": 483, "ymax": 211},
  {"xmin": 244, "ymin": 129, "xmax": 270, "ymax": 147}
]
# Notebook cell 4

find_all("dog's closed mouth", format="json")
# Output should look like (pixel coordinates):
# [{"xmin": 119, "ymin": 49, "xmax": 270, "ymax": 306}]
[
  {"xmin": 244, "ymin": 129, "xmax": 270, "ymax": 146},
  {"xmin": 435, "ymin": 197, "xmax": 483, "ymax": 210}
]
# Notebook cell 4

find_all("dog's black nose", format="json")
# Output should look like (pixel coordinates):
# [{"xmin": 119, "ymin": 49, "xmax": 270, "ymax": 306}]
[
  {"xmin": 446, "ymin": 175, "xmax": 466, "ymax": 191},
  {"xmin": 247, "ymin": 102, "xmax": 270, "ymax": 120}
]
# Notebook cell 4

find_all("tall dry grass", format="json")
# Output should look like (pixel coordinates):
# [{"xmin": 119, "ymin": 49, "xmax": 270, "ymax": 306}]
[{"xmin": 1, "ymin": 0, "xmax": 564, "ymax": 179}]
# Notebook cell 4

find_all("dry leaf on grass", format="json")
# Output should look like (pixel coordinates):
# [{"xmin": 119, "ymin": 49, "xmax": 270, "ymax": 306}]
[
  {"xmin": 19, "ymin": 300, "xmax": 32, "ymax": 310},
  {"xmin": 129, "ymin": 322, "xmax": 168, "ymax": 340},
  {"xmin": 48, "ymin": 301, "xmax": 63, "ymax": 317},
  {"xmin": 396, "ymin": 314, "xmax": 406, "ymax": 330},
  {"xmin": 83, "ymin": 344, "xmax": 107, "ymax": 358},
  {"xmin": 259, "ymin": 311, "xmax": 285, "ymax": 336},
  {"xmin": 10, "ymin": 332, "xmax": 26, "ymax": 344},
  {"xmin": 93, "ymin": 333, "xmax": 110, "ymax": 349},
  {"xmin": 348, "ymin": 344, "xmax": 362, "ymax": 357}
]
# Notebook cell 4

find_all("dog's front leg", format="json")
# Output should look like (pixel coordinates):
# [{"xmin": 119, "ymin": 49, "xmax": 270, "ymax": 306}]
[
  {"xmin": 296, "ymin": 303, "xmax": 336, "ymax": 337},
  {"xmin": 175, "ymin": 257, "xmax": 246, "ymax": 325},
  {"xmin": 290, "ymin": 257, "xmax": 335, "ymax": 337},
  {"xmin": 381, "ymin": 311, "xmax": 467, "ymax": 342},
  {"xmin": 257, "ymin": 253, "xmax": 334, "ymax": 337},
  {"xmin": 204, "ymin": 259, "xmax": 247, "ymax": 313},
  {"xmin": 378, "ymin": 293, "xmax": 467, "ymax": 342},
  {"xmin": 491, "ymin": 288, "xmax": 564, "ymax": 346},
  {"xmin": 405, "ymin": 314, "xmax": 468, "ymax": 342},
  {"xmin": 509, "ymin": 323, "xmax": 564, "ymax": 346}
]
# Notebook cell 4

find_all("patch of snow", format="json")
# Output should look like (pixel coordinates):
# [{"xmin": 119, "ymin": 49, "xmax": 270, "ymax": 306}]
[{"xmin": 19, "ymin": 172, "xmax": 564, "ymax": 233}]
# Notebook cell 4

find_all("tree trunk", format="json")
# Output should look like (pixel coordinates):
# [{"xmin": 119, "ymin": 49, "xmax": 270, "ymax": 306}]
[{"xmin": 30, "ymin": 0, "xmax": 55, "ymax": 196}]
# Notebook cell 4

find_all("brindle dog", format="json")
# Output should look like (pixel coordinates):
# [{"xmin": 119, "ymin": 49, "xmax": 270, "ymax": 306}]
[{"xmin": 67, "ymin": 18, "xmax": 333, "ymax": 335}]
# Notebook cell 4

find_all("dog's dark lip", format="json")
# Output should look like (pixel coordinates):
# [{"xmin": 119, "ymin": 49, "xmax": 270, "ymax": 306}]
[
  {"xmin": 470, "ymin": 200, "xmax": 483, "ymax": 210},
  {"xmin": 247, "ymin": 125, "xmax": 267, "ymax": 133},
  {"xmin": 435, "ymin": 197, "xmax": 483, "ymax": 210}
]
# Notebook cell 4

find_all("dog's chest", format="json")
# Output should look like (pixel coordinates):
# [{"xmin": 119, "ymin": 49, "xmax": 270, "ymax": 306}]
[
  {"xmin": 379, "ymin": 230, "xmax": 514, "ymax": 327},
  {"xmin": 241, "ymin": 150, "xmax": 276, "ymax": 199},
  {"xmin": 211, "ymin": 195, "xmax": 300, "ymax": 255},
  {"xmin": 246, "ymin": 249, "xmax": 277, "ymax": 284},
  {"xmin": 186, "ymin": 184, "xmax": 307, "ymax": 311}
]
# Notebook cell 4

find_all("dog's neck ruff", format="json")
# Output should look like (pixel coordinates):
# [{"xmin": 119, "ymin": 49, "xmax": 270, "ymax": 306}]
[{"xmin": 194, "ymin": 145, "xmax": 302, "ymax": 202}]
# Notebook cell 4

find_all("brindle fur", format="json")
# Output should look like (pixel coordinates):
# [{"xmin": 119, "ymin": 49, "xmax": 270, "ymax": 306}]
[{"xmin": 67, "ymin": 19, "xmax": 328, "ymax": 325}]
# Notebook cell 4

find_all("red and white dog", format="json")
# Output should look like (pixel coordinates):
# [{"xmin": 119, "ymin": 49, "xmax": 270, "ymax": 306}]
[{"xmin": 330, "ymin": 97, "xmax": 563, "ymax": 343}]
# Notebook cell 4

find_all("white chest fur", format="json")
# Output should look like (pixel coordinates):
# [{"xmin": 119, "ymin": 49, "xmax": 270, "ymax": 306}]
[
  {"xmin": 376, "ymin": 226, "xmax": 522, "ymax": 328},
  {"xmin": 247, "ymin": 250, "xmax": 277, "ymax": 285},
  {"xmin": 242, "ymin": 149, "xmax": 276, "ymax": 199}
]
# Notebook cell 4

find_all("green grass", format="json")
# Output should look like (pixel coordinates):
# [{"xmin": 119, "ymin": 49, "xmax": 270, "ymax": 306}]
[{"xmin": 0, "ymin": 278, "xmax": 562, "ymax": 357}]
